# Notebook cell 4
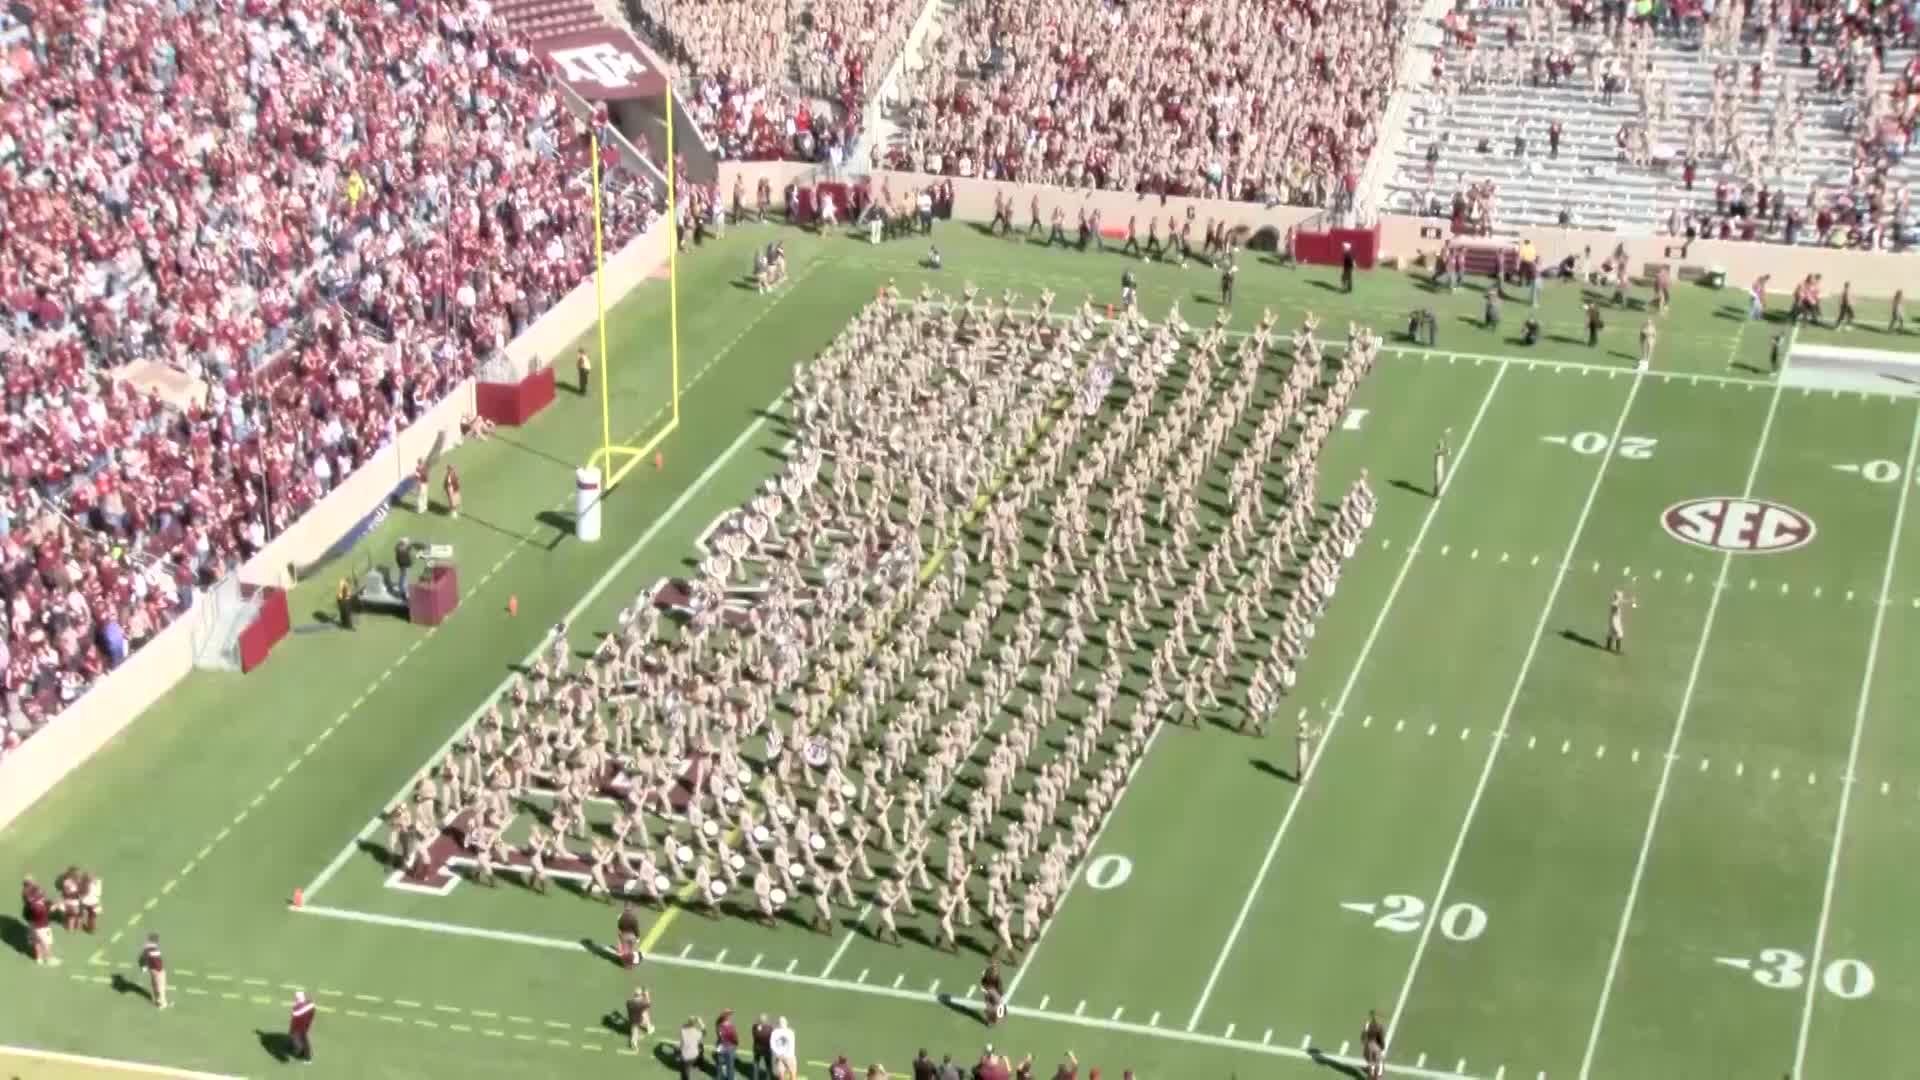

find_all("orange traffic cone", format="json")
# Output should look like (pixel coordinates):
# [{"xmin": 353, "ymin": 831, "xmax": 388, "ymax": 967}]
[
  {"xmin": 654, "ymin": 452, "xmax": 664, "ymax": 471},
  {"xmin": 507, "ymin": 594, "xmax": 518, "ymax": 617},
  {"xmin": 290, "ymin": 887, "xmax": 304, "ymax": 909}
]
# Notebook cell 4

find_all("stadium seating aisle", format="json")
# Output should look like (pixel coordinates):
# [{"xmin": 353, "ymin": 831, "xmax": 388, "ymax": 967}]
[
  {"xmin": 1390, "ymin": 0, "xmax": 1920, "ymax": 243},
  {"xmin": 0, "ymin": 0, "xmax": 658, "ymax": 732},
  {"xmin": 879, "ymin": 0, "xmax": 1415, "ymax": 203}
]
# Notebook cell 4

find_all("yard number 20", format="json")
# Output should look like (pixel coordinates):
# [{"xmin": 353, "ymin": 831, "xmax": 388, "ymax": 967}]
[{"xmin": 1374, "ymin": 895, "xmax": 1488, "ymax": 942}]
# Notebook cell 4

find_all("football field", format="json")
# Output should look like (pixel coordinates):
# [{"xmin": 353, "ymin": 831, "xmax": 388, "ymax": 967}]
[{"xmin": 4, "ymin": 224, "xmax": 1920, "ymax": 1079}]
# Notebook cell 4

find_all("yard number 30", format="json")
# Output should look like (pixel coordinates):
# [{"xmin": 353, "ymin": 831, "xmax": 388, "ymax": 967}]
[{"xmin": 1751, "ymin": 949, "xmax": 1875, "ymax": 1000}]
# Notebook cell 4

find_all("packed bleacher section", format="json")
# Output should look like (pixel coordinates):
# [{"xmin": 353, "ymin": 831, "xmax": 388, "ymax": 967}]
[
  {"xmin": 0, "ymin": 0, "xmax": 657, "ymax": 729},
  {"xmin": 1392, "ymin": 0, "xmax": 1920, "ymax": 244},
  {"xmin": 877, "ymin": 0, "xmax": 1417, "ymax": 203},
  {"xmin": 625, "ymin": 0, "xmax": 923, "ymax": 162}
]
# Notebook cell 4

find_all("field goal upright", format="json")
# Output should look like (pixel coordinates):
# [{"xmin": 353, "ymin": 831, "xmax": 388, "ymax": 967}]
[{"xmin": 586, "ymin": 82, "xmax": 683, "ymax": 493}]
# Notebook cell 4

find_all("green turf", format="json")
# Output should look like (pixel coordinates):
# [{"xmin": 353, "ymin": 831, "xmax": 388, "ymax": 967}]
[{"xmin": 4, "ymin": 223, "xmax": 1920, "ymax": 1080}]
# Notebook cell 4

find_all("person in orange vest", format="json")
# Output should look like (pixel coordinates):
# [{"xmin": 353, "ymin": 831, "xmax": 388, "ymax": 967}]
[
  {"xmin": 577, "ymin": 348, "xmax": 591, "ymax": 396},
  {"xmin": 413, "ymin": 457, "xmax": 430, "ymax": 514},
  {"xmin": 444, "ymin": 464, "xmax": 461, "ymax": 519}
]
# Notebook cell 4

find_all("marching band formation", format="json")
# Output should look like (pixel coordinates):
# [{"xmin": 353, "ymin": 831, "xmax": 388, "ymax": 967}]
[{"xmin": 384, "ymin": 286, "xmax": 1382, "ymax": 967}]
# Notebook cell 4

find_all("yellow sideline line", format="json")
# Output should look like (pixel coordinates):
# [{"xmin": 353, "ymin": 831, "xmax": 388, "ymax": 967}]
[{"xmin": 0, "ymin": 1044, "xmax": 244, "ymax": 1080}]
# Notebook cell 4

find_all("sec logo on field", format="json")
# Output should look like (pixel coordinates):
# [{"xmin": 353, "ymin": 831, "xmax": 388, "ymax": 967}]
[{"xmin": 1661, "ymin": 497, "xmax": 1816, "ymax": 554}]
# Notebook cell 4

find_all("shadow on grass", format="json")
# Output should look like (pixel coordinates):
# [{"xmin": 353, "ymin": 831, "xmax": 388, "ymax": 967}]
[
  {"xmin": 1250, "ymin": 757, "xmax": 1297, "ymax": 784},
  {"xmin": 1388, "ymin": 479, "xmax": 1432, "ymax": 498},
  {"xmin": 1560, "ymin": 628, "xmax": 1607, "ymax": 651},
  {"xmin": 492, "ymin": 433, "xmax": 580, "ymax": 470},
  {"xmin": 938, "ymin": 992, "xmax": 988, "ymax": 1026},
  {"xmin": 255, "ymin": 1030, "xmax": 296, "ymax": 1064},
  {"xmin": 111, "ymin": 973, "xmax": 153, "ymax": 1002},
  {"xmin": 1308, "ymin": 1047, "xmax": 1366, "ymax": 1079}
]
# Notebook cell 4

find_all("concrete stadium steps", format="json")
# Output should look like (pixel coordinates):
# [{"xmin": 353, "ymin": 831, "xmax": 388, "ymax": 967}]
[
  {"xmin": 495, "ymin": 0, "xmax": 612, "ymax": 40},
  {"xmin": 1388, "ymin": 11, "xmax": 1920, "ymax": 238}
]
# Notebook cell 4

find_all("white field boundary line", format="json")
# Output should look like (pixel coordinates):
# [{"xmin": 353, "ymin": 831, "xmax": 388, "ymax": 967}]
[
  {"xmin": 1184, "ymin": 362, "xmax": 1511, "ymax": 1032},
  {"xmin": 1572, "ymin": 369, "xmax": 1791, "ymax": 1079},
  {"xmin": 1790, "ymin": 400, "xmax": 1920, "ymax": 1075},
  {"xmin": 301, "ymin": 389, "xmax": 788, "ymax": 902},
  {"xmin": 0, "ymin": 1045, "xmax": 243, "ymax": 1080},
  {"xmin": 1384, "ymin": 368, "xmax": 1650, "ymax": 1046},
  {"xmin": 1003, "ymin": 723, "xmax": 1168, "ymax": 1003},
  {"xmin": 292, "ymin": 902, "xmax": 1481, "ymax": 1080}
]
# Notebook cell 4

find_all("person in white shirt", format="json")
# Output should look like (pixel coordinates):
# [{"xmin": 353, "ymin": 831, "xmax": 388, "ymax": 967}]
[{"xmin": 770, "ymin": 1016, "xmax": 797, "ymax": 1078}]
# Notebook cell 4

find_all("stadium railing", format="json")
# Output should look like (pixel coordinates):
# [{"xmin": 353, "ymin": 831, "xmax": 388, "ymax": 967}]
[{"xmin": 0, "ymin": 217, "xmax": 675, "ymax": 832}]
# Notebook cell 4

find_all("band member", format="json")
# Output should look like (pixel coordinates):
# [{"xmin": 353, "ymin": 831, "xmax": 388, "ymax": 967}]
[
  {"xmin": 979, "ymin": 960, "xmax": 1007, "ymax": 1026},
  {"xmin": 287, "ymin": 992, "xmax": 317, "ymax": 1062},
  {"xmin": 1362, "ymin": 1010, "xmax": 1388, "ymax": 1080},
  {"xmin": 1296, "ymin": 721, "xmax": 1321, "ymax": 782},
  {"xmin": 336, "ymin": 576, "xmax": 356, "ymax": 630},
  {"xmin": 577, "ymin": 347, "xmax": 592, "ymax": 395},
  {"xmin": 1606, "ymin": 588, "xmax": 1635, "ymax": 654},
  {"xmin": 1220, "ymin": 261, "xmax": 1238, "ymax": 307},
  {"xmin": 1891, "ymin": 289, "xmax": 1907, "ymax": 334},
  {"xmin": 444, "ymin": 464, "xmax": 462, "ymax": 519},
  {"xmin": 139, "ymin": 933, "xmax": 169, "ymax": 1008},
  {"xmin": 413, "ymin": 457, "xmax": 430, "ymax": 514},
  {"xmin": 1638, "ymin": 318, "xmax": 1657, "ymax": 370},
  {"xmin": 78, "ymin": 871, "xmax": 101, "ymax": 933},
  {"xmin": 616, "ymin": 902, "xmax": 643, "ymax": 968},
  {"xmin": 1433, "ymin": 429, "xmax": 1451, "ymax": 497},
  {"xmin": 626, "ymin": 987, "xmax": 655, "ymax": 1050},
  {"xmin": 1121, "ymin": 215, "xmax": 1141, "ymax": 257}
]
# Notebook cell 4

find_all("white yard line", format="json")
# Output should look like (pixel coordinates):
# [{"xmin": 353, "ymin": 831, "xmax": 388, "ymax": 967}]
[
  {"xmin": 293, "ymin": 902, "xmax": 1482, "ymax": 1080},
  {"xmin": 300, "ymin": 389, "xmax": 787, "ymax": 901},
  {"xmin": 1788, "ymin": 400, "xmax": 1920, "ymax": 1077},
  {"xmin": 1005, "ymin": 723, "xmax": 1168, "ymax": 1004},
  {"xmin": 1572, "ymin": 372, "xmax": 1788, "ymax": 1078},
  {"xmin": 1185, "ymin": 363, "xmax": 1510, "ymax": 1032},
  {"xmin": 1387, "ymin": 368, "xmax": 1650, "ymax": 1046}
]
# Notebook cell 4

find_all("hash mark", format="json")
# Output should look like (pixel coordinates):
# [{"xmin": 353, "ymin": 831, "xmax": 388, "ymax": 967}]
[
  {"xmin": 1263, "ymin": 1028, "xmax": 1272, "ymax": 1044},
  {"xmin": 892, "ymin": 973, "xmax": 904, "ymax": 988},
  {"xmin": 1882, "ymin": 781, "xmax": 1891, "ymax": 795},
  {"xmin": 1339, "ymin": 1041, "xmax": 1349, "ymax": 1057},
  {"xmin": 1396, "ymin": 719, "xmax": 1406, "ymax": 732},
  {"xmin": 1596, "ymin": 745, "xmax": 1605, "ymax": 759},
  {"xmin": 1631, "ymin": 749, "xmax": 1639, "ymax": 762},
  {"xmin": 1736, "ymin": 762, "xmax": 1745, "ymax": 777},
  {"xmin": 1527, "ymin": 735, "xmax": 1537, "ymax": 749},
  {"xmin": 1561, "ymin": 740, "xmax": 1571, "ymax": 755},
  {"xmin": 1428, "ymin": 723, "xmax": 1438, "ymax": 736},
  {"xmin": 1038, "ymin": 995, "xmax": 1050, "ymax": 1010},
  {"xmin": 857, "ymin": 969, "xmax": 869, "ymax": 984},
  {"xmin": 1772, "ymin": 767, "xmax": 1782, "ymax": 781},
  {"xmin": 1112, "ymin": 1007, "xmax": 1125, "ymax": 1021},
  {"xmin": 679, "ymin": 944, "xmax": 692, "ymax": 958},
  {"xmin": 1416, "ymin": 1054, "xmax": 1428, "ymax": 1067},
  {"xmin": 1700, "ymin": 758, "xmax": 1710, "ymax": 772},
  {"xmin": 1149, "ymin": 1011, "xmax": 1161, "ymax": 1026},
  {"xmin": 785, "ymin": 958, "xmax": 798, "ymax": 973},
  {"xmin": 1302, "ymin": 1035, "xmax": 1312, "ymax": 1050},
  {"xmin": 714, "ymin": 949, "xmax": 728, "ymax": 964},
  {"xmin": 1225, "ymin": 1023, "xmax": 1236, "ymax": 1038},
  {"xmin": 1075, "ymin": 1001, "xmax": 1087, "ymax": 1017}
]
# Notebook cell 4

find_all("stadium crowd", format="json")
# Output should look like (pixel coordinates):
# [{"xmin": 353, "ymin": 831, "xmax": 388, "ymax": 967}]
[
  {"xmin": 627, "ymin": 0, "xmax": 925, "ymax": 164},
  {"xmin": 0, "ymin": 0, "xmax": 657, "ymax": 731},
  {"xmin": 881, "ymin": 0, "xmax": 1413, "ymax": 204}
]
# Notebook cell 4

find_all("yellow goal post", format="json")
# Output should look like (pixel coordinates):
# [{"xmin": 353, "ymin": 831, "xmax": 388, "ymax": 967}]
[{"xmin": 585, "ymin": 83, "xmax": 682, "ymax": 491}]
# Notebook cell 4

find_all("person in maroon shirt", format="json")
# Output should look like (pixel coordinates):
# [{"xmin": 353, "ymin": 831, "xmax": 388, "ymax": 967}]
[
  {"xmin": 713, "ymin": 1008, "xmax": 740, "ymax": 1079},
  {"xmin": 615, "ymin": 902, "xmax": 641, "ymax": 968},
  {"xmin": 288, "ymin": 991, "xmax": 317, "ymax": 1063},
  {"xmin": 975, "ymin": 1048, "xmax": 1011, "ymax": 1080},
  {"xmin": 25, "ymin": 887, "xmax": 55, "ymax": 967},
  {"xmin": 139, "ymin": 933, "xmax": 169, "ymax": 1008},
  {"xmin": 828, "ymin": 1055, "xmax": 855, "ymax": 1080}
]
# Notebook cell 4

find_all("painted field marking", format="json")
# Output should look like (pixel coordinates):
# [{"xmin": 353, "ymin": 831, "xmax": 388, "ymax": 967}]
[
  {"xmin": 1389, "ymin": 369, "xmax": 1648, "ymax": 1047},
  {"xmin": 305, "ymin": 387, "xmax": 790, "ymax": 907},
  {"xmin": 295, "ymin": 902, "xmax": 1483, "ymax": 1078},
  {"xmin": 1792, "ymin": 401, "xmax": 1920, "ymax": 1077},
  {"xmin": 1578, "ymin": 366, "xmax": 1790, "ymax": 1079},
  {"xmin": 0, "ymin": 1046, "xmax": 241, "ymax": 1080},
  {"xmin": 1188, "ymin": 364, "xmax": 1511, "ymax": 1032}
]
